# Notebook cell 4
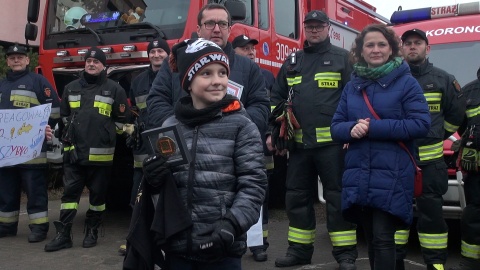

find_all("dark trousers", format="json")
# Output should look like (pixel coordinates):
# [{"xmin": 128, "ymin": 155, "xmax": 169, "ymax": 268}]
[
  {"xmin": 0, "ymin": 167, "xmax": 48, "ymax": 234},
  {"xmin": 396, "ymin": 161, "xmax": 449, "ymax": 264},
  {"xmin": 285, "ymin": 145, "xmax": 357, "ymax": 262},
  {"xmin": 360, "ymin": 207, "xmax": 399, "ymax": 270},
  {"xmin": 462, "ymin": 172, "xmax": 480, "ymax": 247},
  {"xmin": 60, "ymin": 163, "xmax": 111, "ymax": 223},
  {"xmin": 130, "ymin": 168, "xmax": 143, "ymax": 208},
  {"xmin": 166, "ymin": 255, "xmax": 241, "ymax": 270}
]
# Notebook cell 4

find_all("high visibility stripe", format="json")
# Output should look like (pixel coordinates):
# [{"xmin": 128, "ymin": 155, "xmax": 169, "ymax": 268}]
[
  {"xmin": 61, "ymin": 202, "xmax": 78, "ymax": 210},
  {"xmin": 316, "ymin": 127, "xmax": 333, "ymax": 143},
  {"xmin": 329, "ymin": 230, "xmax": 357, "ymax": 246},
  {"xmin": 0, "ymin": 211, "xmax": 19, "ymax": 223},
  {"xmin": 68, "ymin": 95, "xmax": 81, "ymax": 108},
  {"xmin": 461, "ymin": 240, "xmax": 480, "ymax": 259},
  {"xmin": 64, "ymin": 145, "xmax": 75, "ymax": 152},
  {"xmin": 395, "ymin": 229, "xmax": 410, "ymax": 245},
  {"xmin": 89, "ymin": 147, "xmax": 115, "ymax": 162},
  {"xmin": 288, "ymin": 226, "xmax": 315, "ymax": 244},
  {"xmin": 135, "ymin": 95, "xmax": 148, "ymax": 110},
  {"xmin": 444, "ymin": 121, "xmax": 459, "ymax": 133},
  {"xmin": 466, "ymin": 105, "xmax": 480, "ymax": 118},
  {"xmin": 287, "ymin": 76, "xmax": 302, "ymax": 86},
  {"xmin": 28, "ymin": 212, "xmax": 48, "ymax": 225},
  {"xmin": 134, "ymin": 154, "xmax": 148, "ymax": 168},
  {"xmin": 418, "ymin": 232, "xmax": 448, "ymax": 249},
  {"xmin": 89, "ymin": 204, "xmax": 106, "ymax": 212},
  {"xmin": 265, "ymin": 155, "xmax": 274, "ymax": 170},
  {"xmin": 263, "ymin": 230, "xmax": 268, "ymax": 238},
  {"xmin": 95, "ymin": 95, "xmax": 114, "ymax": 104},
  {"xmin": 50, "ymin": 107, "xmax": 61, "ymax": 119},
  {"xmin": 418, "ymin": 142, "xmax": 444, "ymax": 161},
  {"xmin": 115, "ymin": 123, "xmax": 124, "ymax": 134},
  {"xmin": 23, "ymin": 152, "xmax": 48, "ymax": 165},
  {"xmin": 270, "ymin": 105, "xmax": 276, "ymax": 112},
  {"xmin": 314, "ymin": 72, "xmax": 341, "ymax": 80},
  {"xmin": 10, "ymin": 90, "xmax": 40, "ymax": 105},
  {"xmin": 294, "ymin": 129, "xmax": 303, "ymax": 143},
  {"xmin": 424, "ymin": 92, "xmax": 442, "ymax": 102}
]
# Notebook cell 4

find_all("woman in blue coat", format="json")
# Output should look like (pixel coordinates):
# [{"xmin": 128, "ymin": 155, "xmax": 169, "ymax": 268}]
[{"xmin": 331, "ymin": 24, "xmax": 430, "ymax": 269}]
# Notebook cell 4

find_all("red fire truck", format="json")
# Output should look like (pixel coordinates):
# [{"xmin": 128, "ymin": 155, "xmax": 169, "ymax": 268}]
[
  {"xmin": 390, "ymin": 1, "xmax": 480, "ymax": 219},
  {"xmin": 25, "ymin": 0, "xmax": 387, "ymax": 208}
]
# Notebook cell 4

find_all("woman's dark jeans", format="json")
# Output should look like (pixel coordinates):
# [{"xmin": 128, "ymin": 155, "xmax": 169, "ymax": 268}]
[{"xmin": 360, "ymin": 207, "xmax": 400, "ymax": 270}]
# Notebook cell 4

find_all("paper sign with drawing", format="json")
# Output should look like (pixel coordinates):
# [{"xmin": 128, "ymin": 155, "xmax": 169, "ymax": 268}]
[{"xmin": 0, "ymin": 104, "xmax": 52, "ymax": 167}]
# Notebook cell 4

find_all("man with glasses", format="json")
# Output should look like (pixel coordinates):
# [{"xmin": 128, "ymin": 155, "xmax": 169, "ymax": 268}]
[
  {"xmin": 268, "ymin": 11, "xmax": 358, "ymax": 269},
  {"xmin": 394, "ymin": 29, "xmax": 465, "ymax": 270},
  {"xmin": 0, "ymin": 44, "xmax": 60, "ymax": 242},
  {"xmin": 232, "ymin": 34, "xmax": 275, "ymax": 262},
  {"xmin": 147, "ymin": 3, "xmax": 269, "ymax": 138}
]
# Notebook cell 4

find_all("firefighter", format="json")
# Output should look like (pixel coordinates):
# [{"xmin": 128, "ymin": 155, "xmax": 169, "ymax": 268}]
[
  {"xmin": 0, "ymin": 44, "xmax": 60, "ymax": 242},
  {"xmin": 448, "ymin": 67, "xmax": 480, "ymax": 270},
  {"xmin": 232, "ymin": 34, "xmax": 274, "ymax": 262},
  {"xmin": 118, "ymin": 38, "xmax": 171, "ymax": 255},
  {"xmin": 44, "ymin": 47, "xmax": 128, "ymax": 252},
  {"xmin": 268, "ymin": 11, "xmax": 357, "ymax": 269},
  {"xmin": 395, "ymin": 29, "xmax": 466, "ymax": 270}
]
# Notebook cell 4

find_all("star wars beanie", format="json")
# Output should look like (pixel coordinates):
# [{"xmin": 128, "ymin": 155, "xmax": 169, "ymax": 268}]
[
  {"xmin": 169, "ymin": 38, "xmax": 230, "ymax": 91},
  {"xmin": 147, "ymin": 39, "xmax": 171, "ymax": 55},
  {"xmin": 85, "ymin": 46, "xmax": 106, "ymax": 66}
]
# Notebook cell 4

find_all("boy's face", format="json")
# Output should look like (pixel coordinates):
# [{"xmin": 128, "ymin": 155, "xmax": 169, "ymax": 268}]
[{"xmin": 189, "ymin": 63, "xmax": 228, "ymax": 109}]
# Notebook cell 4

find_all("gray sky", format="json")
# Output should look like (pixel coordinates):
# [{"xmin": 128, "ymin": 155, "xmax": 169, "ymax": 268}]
[{"xmin": 363, "ymin": 0, "xmax": 475, "ymax": 19}]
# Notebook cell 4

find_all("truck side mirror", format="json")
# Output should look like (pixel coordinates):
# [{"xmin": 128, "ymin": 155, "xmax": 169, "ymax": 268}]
[
  {"xmin": 25, "ymin": 23, "xmax": 38, "ymax": 41},
  {"xmin": 27, "ymin": 0, "xmax": 41, "ymax": 23},
  {"xmin": 225, "ymin": 1, "xmax": 246, "ymax": 21}
]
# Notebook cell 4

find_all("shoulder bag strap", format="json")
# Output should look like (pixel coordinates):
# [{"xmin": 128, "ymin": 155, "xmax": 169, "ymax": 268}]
[{"xmin": 361, "ymin": 89, "xmax": 418, "ymax": 168}]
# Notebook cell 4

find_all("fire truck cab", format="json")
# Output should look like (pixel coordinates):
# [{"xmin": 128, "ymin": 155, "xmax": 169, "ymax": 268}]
[
  {"xmin": 26, "ymin": 0, "xmax": 387, "ymax": 208},
  {"xmin": 390, "ymin": 1, "xmax": 480, "ymax": 219}
]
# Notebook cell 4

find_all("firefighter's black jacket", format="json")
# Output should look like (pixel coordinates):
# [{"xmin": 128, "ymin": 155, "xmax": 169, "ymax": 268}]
[
  {"xmin": 460, "ymin": 67, "xmax": 480, "ymax": 137},
  {"xmin": 270, "ymin": 37, "xmax": 352, "ymax": 149}
]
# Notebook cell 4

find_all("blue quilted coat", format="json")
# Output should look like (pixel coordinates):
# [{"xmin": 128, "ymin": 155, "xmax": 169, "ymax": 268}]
[{"xmin": 331, "ymin": 61, "xmax": 430, "ymax": 225}]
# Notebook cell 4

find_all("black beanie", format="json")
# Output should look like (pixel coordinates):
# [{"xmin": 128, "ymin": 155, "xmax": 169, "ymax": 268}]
[
  {"xmin": 170, "ymin": 38, "xmax": 230, "ymax": 91},
  {"xmin": 147, "ymin": 39, "xmax": 171, "ymax": 55},
  {"xmin": 85, "ymin": 47, "xmax": 107, "ymax": 66}
]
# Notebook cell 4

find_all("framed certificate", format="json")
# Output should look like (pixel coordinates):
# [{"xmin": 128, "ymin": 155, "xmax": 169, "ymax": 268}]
[{"xmin": 141, "ymin": 124, "xmax": 191, "ymax": 166}]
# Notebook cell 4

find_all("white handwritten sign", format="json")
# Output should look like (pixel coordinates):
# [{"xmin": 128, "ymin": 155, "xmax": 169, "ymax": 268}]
[{"xmin": 0, "ymin": 104, "xmax": 52, "ymax": 167}]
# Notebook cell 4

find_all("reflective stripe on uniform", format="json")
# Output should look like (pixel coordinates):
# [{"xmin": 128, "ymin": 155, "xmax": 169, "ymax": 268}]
[
  {"xmin": 316, "ymin": 127, "xmax": 333, "ymax": 143},
  {"xmin": 264, "ymin": 155, "xmax": 274, "ymax": 170},
  {"xmin": 424, "ymin": 92, "xmax": 442, "ymax": 102},
  {"xmin": 94, "ymin": 95, "xmax": 114, "ymax": 117},
  {"xmin": 287, "ymin": 76, "xmax": 302, "ymax": 86},
  {"xmin": 23, "ymin": 152, "xmax": 47, "ymax": 165},
  {"xmin": 28, "ymin": 211, "xmax": 48, "ymax": 225},
  {"xmin": 89, "ymin": 147, "xmax": 115, "ymax": 162},
  {"xmin": 294, "ymin": 129, "xmax": 303, "ymax": 143},
  {"xmin": 89, "ymin": 204, "xmax": 106, "ymax": 212},
  {"xmin": 466, "ymin": 105, "xmax": 480, "ymax": 118},
  {"xmin": 395, "ymin": 229, "xmax": 410, "ymax": 245},
  {"xmin": 329, "ymin": 230, "xmax": 357, "ymax": 246},
  {"xmin": 418, "ymin": 232, "xmax": 448, "ymax": 249},
  {"xmin": 263, "ymin": 229, "xmax": 268, "ymax": 238},
  {"xmin": 64, "ymin": 145, "xmax": 75, "ymax": 152},
  {"xmin": 418, "ymin": 142, "xmax": 444, "ymax": 161},
  {"xmin": 0, "ymin": 211, "xmax": 19, "ymax": 223},
  {"xmin": 134, "ymin": 154, "xmax": 148, "ymax": 168},
  {"xmin": 270, "ymin": 105, "xmax": 276, "ymax": 112},
  {"xmin": 135, "ymin": 94, "xmax": 148, "ymax": 110},
  {"xmin": 115, "ymin": 122, "xmax": 124, "ymax": 134},
  {"xmin": 444, "ymin": 121, "xmax": 459, "ymax": 133},
  {"xmin": 10, "ymin": 90, "xmax": 40, "ymax": 106},
  {"xmin": 287, "ymin": 226, "xmax": 315, "ymax": 244},
  {"xmin": 314, "ymin": 72, "xmax": 341, "ymax": 80},
  {"xmin": 68, "ymin": 95, "xmax": 81, "ymax": 108},
  {"xmin": 461, "ymin": 240, "xmax": 480, "ymax": 259},
  {"xmin": 50, "ymin": 107, "xmax": 61, "ymax": 120},
  {"xmin": 61, "ymin": 202, "xmax": 78, "ymax": 210}
]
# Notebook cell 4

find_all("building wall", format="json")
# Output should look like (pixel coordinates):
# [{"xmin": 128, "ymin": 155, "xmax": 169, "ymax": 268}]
[{"xmin": 0, "ymin": 0, "xmax": 46, "ymax": 46}]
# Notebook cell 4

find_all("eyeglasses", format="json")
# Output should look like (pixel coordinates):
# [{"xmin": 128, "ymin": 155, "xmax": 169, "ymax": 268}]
[
  {"xmin": 202, "ymin": 20, "xmax": 229, "ymax": 30},
  {"xmin": 304, "ymin": 24, "xmax": 328, "ymax": 32}
]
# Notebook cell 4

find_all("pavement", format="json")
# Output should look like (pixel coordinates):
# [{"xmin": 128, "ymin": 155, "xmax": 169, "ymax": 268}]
[{"xmin": 0, "ymin": 195, "xmax": 463, "ymax": 270}]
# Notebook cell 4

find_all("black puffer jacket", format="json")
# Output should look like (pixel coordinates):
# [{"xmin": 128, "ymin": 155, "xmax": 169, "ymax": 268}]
[{"xmin": 161, "ymin": 103, "xmax": 267, "ymax": 260}]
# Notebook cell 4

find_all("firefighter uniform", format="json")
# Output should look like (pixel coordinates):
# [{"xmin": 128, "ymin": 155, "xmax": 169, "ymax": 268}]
[
  {"xmin": 395, "ymin": 59, "xmax": 465, "ymax": 267},
  {"xmin": 0, "ymin": 44, "xmax": 60, "ymax": 242},
  {"xmin": 271, "ymin": 37, "xmax": 357, "ymax": 265},
  {"xmin": 450, "ymin": 68, "xmax": 480, "ymax": 270}
]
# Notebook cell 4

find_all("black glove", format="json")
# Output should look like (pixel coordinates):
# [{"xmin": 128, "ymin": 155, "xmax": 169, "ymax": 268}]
[
  {"xmin": 142, "ymin": 154, "xmax": 171, "ymax": 187},
  {"xmin": 125, "ymin": 124, "xmax": 143, "ymax": 150},
  {"xmin": 197, "ymin": 219, "xmax": 237, "ymax": 261}
]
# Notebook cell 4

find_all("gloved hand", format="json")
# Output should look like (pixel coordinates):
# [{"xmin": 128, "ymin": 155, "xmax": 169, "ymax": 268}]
[
  {"xmin": 197, "ymin": 219, "xmax": 237, "ymax": 261},
  {"xmin": 124, "ymin": 124, "xmax": 143, "ymax": 150},
  {"xmin": 460, "ymin": 147, "xmax": 478, "ymax": 172},
  {"xmin": 142, "ymin": 154, "xmax": 171, "ymax": 187}
]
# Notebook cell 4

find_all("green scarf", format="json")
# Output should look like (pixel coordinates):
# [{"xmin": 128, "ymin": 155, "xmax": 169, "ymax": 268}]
[{"xmin": 353, "ymin": 57, "xmax": 402, "ymax": 80}]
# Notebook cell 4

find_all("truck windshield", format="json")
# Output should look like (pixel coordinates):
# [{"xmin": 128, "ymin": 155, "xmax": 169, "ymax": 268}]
[
  {"xmin": 428, "ymin": 41, "xmax": 480, "ymax": 86},
  {"xmin": 45, "ymin": 0, "xmax": 189, "ymax": 38}
]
